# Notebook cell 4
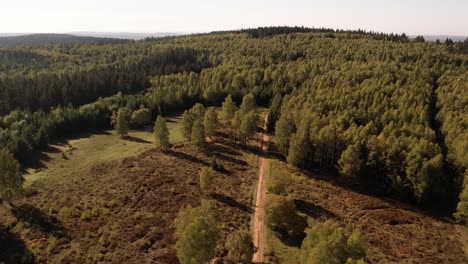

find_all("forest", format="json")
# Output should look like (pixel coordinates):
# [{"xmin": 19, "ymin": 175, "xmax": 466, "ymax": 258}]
[{"xmin": 0, "ymin": 26, "xmax": 467, "ymax": 263}]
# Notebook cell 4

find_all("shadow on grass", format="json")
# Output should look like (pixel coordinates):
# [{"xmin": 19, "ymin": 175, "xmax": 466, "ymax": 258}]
[
  {"xmin": 12, "ymin": 204, "xmax": 68, "ymax": 238},
  {"xmin": 212, "ymin": 193, "xmax": 254, "ymax": 213},
  {"xmin": 271, "ymin": 229, "xmax": 306, "ymax": 248},
  {"xmin": 0, "ymin": 225, "xmax": 34, "ymax": 263},
  {"xmin": 294, "ymin": 199, "xmax": 340, "ymax": 221},
  {"xmin": 162, "ymin": 149, "xmax": 209, "ymax": 166},
  {"xmin": 126, "ymin": 135, "xmax": 152, "ymax": 144},
  {"xmin": 212, "ymin": 152, "xmax": 248, "ymax": 167}
]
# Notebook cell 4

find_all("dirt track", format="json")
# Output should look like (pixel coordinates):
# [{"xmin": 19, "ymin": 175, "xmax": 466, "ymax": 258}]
[{"xmin": 252, "ymin": 114, "xmax": 269, "ymax": 263}]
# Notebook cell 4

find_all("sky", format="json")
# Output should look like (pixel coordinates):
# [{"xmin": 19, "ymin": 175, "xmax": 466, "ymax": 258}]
[{"xmin": 0, "ymin": 0, "xmax": 467, "ymax": 36}]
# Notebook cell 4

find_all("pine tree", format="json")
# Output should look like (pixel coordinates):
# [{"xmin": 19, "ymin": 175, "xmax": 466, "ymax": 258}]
[
  {"xmin": 154, "ymin": 116, "xmax": 170, "ymax": 147},
  {"xmin": 239, "ymin": 93, "xmax": 256, "ymax": 114},
  {"xmin": 191, "ymin": 119, "xmax": 205, "ymax": 147},
  {"xmin": 199, "ymin": 167, "xmax": 214, "ymax": 193},
  {"xmin": 115, "ymin": 108, "xmax": 130, "ymax": 138},
  {"xmin": 204, "ymin": 107, "xmax": 219, "ymax": 139},
  {"xmin": 0, "ymin": 148, "xmax": 24, "ymax": 204},
  {"xmin": 221, "ymin": 95, "xmax": 237, "ymax": 123},
  {"xmin": 346, "ymin": 229, "xmax": 367, "ymax": 260},
  {"xmin": 225, "ymin": 230, "xmax": 254, "ymax": 263},
  {"xmin": 275, "ymin": 115, "xmax": 295, "ymax": 153},
  {"xmin": 239, "ymin": 111, "xmax": 257, "ymax": 143},
  {"xmin": 231, "ymin": 111, "xmax": 242, "ymax": 140},
  {"xmin": 267, "ymin": 94, "xmax": 282, "ymax": 131},
  {"xmin": 181, "ymin": 110, "xmax": 194, "ymax": 141},
  {"xmin": 338, "ymin": 144, "xmax": 362, "ymax": 180},
  {"xmin": 175, "ymin": 201, "xmax": 218, "ymax": 264}
]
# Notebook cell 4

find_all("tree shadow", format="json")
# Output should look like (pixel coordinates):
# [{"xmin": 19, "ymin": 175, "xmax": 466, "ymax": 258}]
[
  {"xmin": 212, "ymin": 152, "xmax": 248, "ymax": 167},
  {"xmin": 12, "ymin": 204, "xmax": 68, "ymax": 238},
  {"xmin": 215, "ymin": 137, "xmax": 261, "ymax": 156},
  {"xmin": 162, "ymin": 149, "xmax": 209, "ymax": 166},
  {"xmin": 206, "ymin": 141, "xmax": 242, "ymax": 156},
  {"xmin": 125, "ymin": 135, "xmax": 152, "ymax": 144},
  {"xmin": 294, "ymin": 199, "xmax": 340, "ymax": 221},
  {"xmin": 271, "ymin": 229, "xmax": 306, "ymax": 248},
  {"xmin": 211, "ymin": 193, "xmax": 254, "ymax": 213},
  {"xmin": 0, "ymin": 225, "xmax": 34, "ymax": 264}
]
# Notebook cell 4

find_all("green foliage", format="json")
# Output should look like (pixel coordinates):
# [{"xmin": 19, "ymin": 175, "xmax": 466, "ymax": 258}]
[
  {"xmin": 267, "ymin": 94, "xmax": 282, "ymax": 131},
  {"xmin": 338, "ymin": 144, "xmax": 363, "ymax": 180},
  {"xmin": 175, "ymin": 201, "xmax": 218, "ymax": 264},
  {"xmin": 287, "ymin": 119, "xmax": 311, "ymax": 167},
  {"xmin": 204, "ymin": 107, "xmax": 219, "ymax": 138},
  {"xmin": 0, "ymin": 148, "xmax": 24, "ymax": 204},
  {"xmin": 347, "ymin": 229, "xmax": 367, "ymax": 260},
  {"xmin": 199, "ymin": 167, "xmax": 214, "ymax": 193},
  {"xmin": 455, "ymin": 171, "xmax": 468, "ymax": 223},
  {"xmin": 275, "ymin": 115, "xmax": 295, "ymax": 153},
  {"xmin": 239, "ymin": 111, "xmax": 258, "ymax": 143},
  {"xmin": 268, "ymin": 173, "xmax": 291, "ymax": 196},
  {"xmin": 114, "ymin": 108, "xmax": 130, "ymax": 138},
  {"xmin": 131, "ymin": 107, "xmax": 151, "ymax": 128},
  {"xmin": 181, "ymin": 104, "xmax": 206, "ymax": 142},
  {"xmin": 153, "ymin": 116, "xmax": 170, "ymax": 147},
  {"xmin": 0, "ymin": 27, "xmax": 467, "ymax": 209},
  {"xmin": 225, "ymin": 230, "xmax": 254, "ymax": 263},
  {"xmin": 231, "ymin": 111, "xmax": 242, "ymax": 140},
  {"xmin": 220, "ymin": 95, "xmax": 237, "ymax": 123},
  {"xmin": 263, "ymin": 194, "xmax": 307, "ymax": 237},
  {"xmin": 181, "ymin": 110, "xmax": 194, "ymax": 141},
  {"xmin": 301, "ymin": 220, "xmax": 366, "ymax": 264},
  {"xmin": 191, "ymin": 119, "xmax": 205, "ymax": 147},
  {"xmin": 239, "ymin": 93, "xmax": 256, "ymax": 114}
]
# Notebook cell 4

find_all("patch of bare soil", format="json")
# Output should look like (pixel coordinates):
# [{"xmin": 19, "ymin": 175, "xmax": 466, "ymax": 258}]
[{"xmin": 0, "ymin": 138, "xmax": 258, "ymax": 263}]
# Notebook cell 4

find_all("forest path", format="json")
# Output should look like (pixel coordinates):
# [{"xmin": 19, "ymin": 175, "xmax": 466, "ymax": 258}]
[{"xmin": 252, "ymin": 114, "xmax": 269, "ymax": 263}]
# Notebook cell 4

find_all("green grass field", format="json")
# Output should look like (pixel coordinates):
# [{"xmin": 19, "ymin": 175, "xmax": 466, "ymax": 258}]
[{"xmin": 25, "ymin": 115, "xmax": 183, "ymax": 186}]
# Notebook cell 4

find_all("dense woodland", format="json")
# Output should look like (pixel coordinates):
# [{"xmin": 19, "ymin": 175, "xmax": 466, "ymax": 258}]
[{"xmin": 0, "ymin": 27, "xmax": 467, "ymax": 220}]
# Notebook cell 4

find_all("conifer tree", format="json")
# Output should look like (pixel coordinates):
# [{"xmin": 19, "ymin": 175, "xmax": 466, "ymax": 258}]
[
  {"xmin": 154, "ymin": 116, "xmax": 169, "ymax": 147},
  {"xmin": 239, "ymin": 111, "xmax": 257, "ymax": 143},
  {"xmin": 191, "ymin": 119, "xmax": 205, "ymax": 147},
  {"xmin": 181, "ymin": 110, "xmax": 194, "ymax": 141},
  {"xmin": 204, "ymin": 107, "xmax": 219, "ymax": 139},
  {"xmin": 225, "ymin": 230, "xmax": 254, "ymax": 263},
  {"xmin": 175, "ymin": 201, "xmax": 218, "ymax": 264},
  {"xmin": 239, "ymin": 93, "xmax": 256, "ymax": 114},
  {"xmin": 115, "ymin": 108, "xmax": 130, "ymax": 138},
  {"xmin": 199, "ymin": 167, "xmax": 214, "ymax": 193},
  {"xmin": 0, "ymin": 148, "xmax": 24, "ymax": 205},
  {"xmin": 338, "ymin": 144, "xmax": 362, "ymax": 180},
  {"xmin": 221, "ymin": 95, "xmax": 237, "ymax": 123}
]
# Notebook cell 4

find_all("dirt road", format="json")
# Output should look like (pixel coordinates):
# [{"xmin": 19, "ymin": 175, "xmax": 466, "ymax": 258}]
[{"xmin": 252, "ymin": 114, "xmax": 269, "ymax": 263}]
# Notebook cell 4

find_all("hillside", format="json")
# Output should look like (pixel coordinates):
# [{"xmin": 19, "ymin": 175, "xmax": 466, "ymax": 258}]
[
  {"xmin": 0, "ymin": 33, "xmax": 127, "ymax": 48},
  {"xmin": 0, "ymin": 27, "xmax": 467, "ymax": 263}
]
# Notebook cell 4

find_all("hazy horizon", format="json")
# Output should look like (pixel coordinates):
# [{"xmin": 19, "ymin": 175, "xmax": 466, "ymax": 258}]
[{"xmin": 1, "ymin": 0, "xmax": 467, "ymax": 36}]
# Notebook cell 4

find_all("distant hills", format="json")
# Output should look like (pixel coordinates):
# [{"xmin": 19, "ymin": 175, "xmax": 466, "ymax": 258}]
[
  {"xmin": 410, "ymin": 35, "xmax": 466, "ymax": 42},
  {"xmin": 0, "ymin": 33, "xmax": 128, "ymax": 48},
  {"xmin": 0, "ymin": 32, "xmax": 465, "ymax": 49},
  {"xmin": 71, "ymin": 32, "xmax": 182, "ymax": 40}
]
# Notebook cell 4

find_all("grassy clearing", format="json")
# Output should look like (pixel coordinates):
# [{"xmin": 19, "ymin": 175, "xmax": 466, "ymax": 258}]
[
  {"xmin": 0, "ymin": 113, "xmax": 262, "ymax": 263},
  {"xmin": 25, "ymin": 115, "xmax": 183, "ymax": 185}
]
